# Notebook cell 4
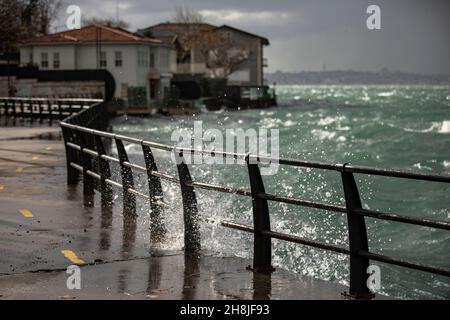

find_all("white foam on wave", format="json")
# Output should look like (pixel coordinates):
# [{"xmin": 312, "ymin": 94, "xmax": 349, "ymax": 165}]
[
  {"xmin": 337, "ymin": 125, "xmax": 351, "ymax": 131},
  {"xmin": 413, "ymin": 163, "xmax": 433, "ymax": 171},
  {"xmin": 311, "ymin": 129, "xmax": 336, "ymax": 140},
  {"xmin": 401, "ymin": 123, "xmax": 439, "ymax": 133},
  {"xmin": 377, "ymin": 90, "xmax": 396, "ymax": 97},
  {"xmin": 391, "ymin": 120, "xmax": 450, "ymax": 134},
  {"xmin": 318, "ymin": 116, "xmax": 346, "ymax": 126},
  {"xmin": 438, "ymin": 120, "xmax": 450, "ymax": 133},
  {"xmin": 284, "ymin": 120, "xmax": 296, "ymax": 127}
]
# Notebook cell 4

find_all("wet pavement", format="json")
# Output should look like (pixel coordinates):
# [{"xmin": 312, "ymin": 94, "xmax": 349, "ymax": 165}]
[{"xmin": 0, "ymin": 125, "xmax": 360, "ymax": 300}]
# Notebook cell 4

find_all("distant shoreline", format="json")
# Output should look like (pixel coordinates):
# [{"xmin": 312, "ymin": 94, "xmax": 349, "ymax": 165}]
[{"xmin": 266, "ymin": 70, "xmax": 450, "ymax": 85}]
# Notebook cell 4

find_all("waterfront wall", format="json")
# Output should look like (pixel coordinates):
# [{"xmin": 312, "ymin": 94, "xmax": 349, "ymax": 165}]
[{"xmin": 0, "ymin": 76, "xmax": 104, "ymax": 98}]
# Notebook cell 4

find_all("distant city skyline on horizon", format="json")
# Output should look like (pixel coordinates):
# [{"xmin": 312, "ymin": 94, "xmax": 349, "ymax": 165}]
[
  {"xmin": 52, "ymin": 0, "xmax": 450, "ymax": 76},
  {"xmin": 267, "ymin": 68, "xmax": 450, "ymax": 77}
]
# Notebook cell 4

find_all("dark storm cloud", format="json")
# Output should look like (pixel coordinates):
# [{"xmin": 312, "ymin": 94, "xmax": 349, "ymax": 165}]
[{"xmin": 54, "ymin": 0, "xmax": 450, "ymax": 74}]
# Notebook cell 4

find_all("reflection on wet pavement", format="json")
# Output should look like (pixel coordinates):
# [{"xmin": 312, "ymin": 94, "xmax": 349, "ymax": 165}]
[{"xmin": 0, "ymin": 128, "xmax": 357, "ymax": 300}]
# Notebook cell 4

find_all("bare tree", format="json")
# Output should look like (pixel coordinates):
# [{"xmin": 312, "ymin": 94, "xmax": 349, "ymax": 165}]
[
  {"xmin": 198, "ymin": 31, "xmax": 251, "ymax": 78},
  {"xmin": 171, "ymin": 7, "xmax": 251, "ymax": 77},
  {"xmin": 82, "ymin": 17, "xmax": 130, "ymax": 29},
  {"xmin": 173, "ymin": 6, "xmax": 204, "ymax": 24},
  {"xmin": 0, "ymin": 0, "xmax": 22, "ymax": 52},
  {"xmin": 35, "ymin": 0, "xmax": 62, "ymax": 35},
  {"xmin": 148, "ymin": 7, "xmax": 251, "ymax": 77},
  {"xmin": 0, "ymin": 0, "xmax": 62, "ymax": 54},
  {"xmin": 170, "ymin": 6, "xmax": 207, "ymax": 64}
]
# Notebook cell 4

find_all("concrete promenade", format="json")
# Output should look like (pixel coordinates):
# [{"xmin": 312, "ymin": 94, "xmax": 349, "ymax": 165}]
[{"xmin": 0, "ymin": 125, "xmax": 352, "ymax": 300}]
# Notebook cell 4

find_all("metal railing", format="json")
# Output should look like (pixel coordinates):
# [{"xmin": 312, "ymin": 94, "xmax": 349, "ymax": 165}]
[
  {"xmin": 0, "ymin": 97, "xmax": 103, "ymax": 122},
  {"xmin": 20, "ymin": 97, "xmax": 448, "ymax": 299}
]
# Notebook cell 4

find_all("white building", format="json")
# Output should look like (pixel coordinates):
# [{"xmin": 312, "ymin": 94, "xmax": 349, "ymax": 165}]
[
  {"xmin": 19, "ymin": 24, "xmax": 177, "ymax": 106},
  {"xmin": 137, "ymin": 23, "xmax": 269, "ymax": 86}
]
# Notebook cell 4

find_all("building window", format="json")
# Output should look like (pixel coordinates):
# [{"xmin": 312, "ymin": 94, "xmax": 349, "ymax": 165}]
[
  {"xmin": 100, "ymin": 51, "xmax": 107, "ymax": 67},
  {"xmin": 160, "ymin": 50, "xmax": 169, "ymax": 69},
  {"xmin": 137, "ymin": 52, "xmax": 142, "ymax": 67},
  {"xmin": 222, "ymin": 31, "xmax": 232, "ymax": 42},
  {"xmin": 115, "ymin": 51, "xmax": 122, "ymax": 67},
  {"xmin": 41, "ymin": 52, "xmax": 48, "ymax": 68},
  {"xmin": 143, "ymin": 51, "xmax": 148, "ymax": 67},
  {"xmin": 150, "ymin": 52, "xmax": 155, "ymax": 68},
  {"xmin": 53, "ymin": 52, "xmax": 60, "ymax": 69},
  {"xmin": 138, "ymin": 51, "xmax": 149, "ymax": 68}
]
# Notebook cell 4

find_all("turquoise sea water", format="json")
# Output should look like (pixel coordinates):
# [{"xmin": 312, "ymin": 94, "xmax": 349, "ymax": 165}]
[{"xmin": 111, "ymin": 85, "xmax": 450, "ymax": 299}]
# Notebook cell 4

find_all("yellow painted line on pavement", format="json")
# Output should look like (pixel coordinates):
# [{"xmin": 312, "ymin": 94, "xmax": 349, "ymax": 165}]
[
  {"xmin": 15, "ymin": 166, "xmax": 24, "ymax": 173},
  {"xmin": 19, "ymin": 208, "xmax": 33, "ymax": 218},
  {"xmin": 61, "ymin": 250, "xmax": 85, "ymax": 265}
]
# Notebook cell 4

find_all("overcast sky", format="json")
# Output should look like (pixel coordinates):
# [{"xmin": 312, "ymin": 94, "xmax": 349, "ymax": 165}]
[{"xmin": 54, "ymin": 0, "xmax": 450, "ymax": 75}]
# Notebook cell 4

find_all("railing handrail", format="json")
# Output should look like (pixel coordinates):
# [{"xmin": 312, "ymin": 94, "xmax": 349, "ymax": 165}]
[
  {"xmin": 62, "ymin": 139, "xmax": 450, "ymax": 230},
  {"xmin": 8, "ymin": 97, "xmax": 446, "ymax": 299},
  {"xmin": 0, "ymin": 97, "xmax": 96, "ymax": 122},
  {"xmin": 60, "ymin": 121, "xmax": 450, "ymax": 183},
  {"xmin": 0, "ymin": 97, "xmax": 103, "ymax": 102}
]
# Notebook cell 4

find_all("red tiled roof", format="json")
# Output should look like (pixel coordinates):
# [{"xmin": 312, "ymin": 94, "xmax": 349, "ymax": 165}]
[{"xmin": 22, "ymin": 24, "xmax": 162, "ymax": 44}]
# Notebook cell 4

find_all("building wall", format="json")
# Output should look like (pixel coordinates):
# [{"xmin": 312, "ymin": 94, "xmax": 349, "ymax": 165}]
[
  {"xmin": 173, "ymin": 29, "xmax": 264, "ymax": 86},
  {"xmin": 26, "ymin": 45, "xmax": 77, "ymax": 70},
  {"xmin": 19, "ymin": 47, "xmax": 32, "ymax": 66},
  {"xmin": 148, "ymin": 46, "xmax": 176, "ymax": 103},
  {"xmin": 223, "ymin": 31, "xmax": 262, "ymax": 86},
  {"xmin": 19, "ymin": 42, "xmax": 175, "ymax": 104},
  {"xmin": 0, "ymin": 76, "xmax": 104, "ymax": 98},
  {"xmin": 76, "ymin": 44, "xmax": 138, "ymax": 99}
]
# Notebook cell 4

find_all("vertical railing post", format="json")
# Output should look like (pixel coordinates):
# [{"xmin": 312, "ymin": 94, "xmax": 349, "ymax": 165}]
[
  {"xmin": 95, "ymin": 135, "xmax": 113, "ymax": 207},
  {"xmin": 78, "ymin": 129, "xmax": 95, "ymax": 196},
  {"xmin": 48, "ymin": 100, "xmax": 53, "ymax": 123},
  {"xmin": 174, "ymin": 149, "xmax": 200, "ymax": 253},
  {"xmin": 20, "ymin": 99, "xmax": 24, "ymax": 120},
  {"xmin": 115, "ymin": 138, "xmax": 136, "ymax": 217},
  {"xmin": 142, "ymin": 144, "xmax": 166, "ymax": 242},
  {"xmin": 38, "ymin": 100, "xmax": 43, "ymax": 122},
  {"xmin": 12, "ymin": 99, "xmax": 16, "ymax": 118},
  {"xmin": 61, "ymin": 125, "xmax": 79, "ymax": 184},
  {"xmin": 29, "ymin": 100, "xmax": 35, "ymax": 123},
  {"xmin": 246, "ymin": 154, "xmax": 274, "ymax": 273},
  {"xmin": 58, "ymin": 101, "xmax": 63, "ymax": 120},
  {"xmin": 5, "ymin": 99, "xmax": 11, "ymax": 116},
  {"xmin": 340, "ymin": 163, "xmax": 374, "ymax": 299}
]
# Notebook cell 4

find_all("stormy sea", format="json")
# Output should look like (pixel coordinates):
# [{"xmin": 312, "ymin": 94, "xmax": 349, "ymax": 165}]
[{"xmin": 111, "ymin": 85, "xmax": 450, "ymax": 299}]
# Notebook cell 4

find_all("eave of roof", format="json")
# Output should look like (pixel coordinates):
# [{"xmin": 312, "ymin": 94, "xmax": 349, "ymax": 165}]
[
  {"xmin": 142, "ymin": 22, "xmax": 217, "ymax": 30},
  {"xmin": 139, "ymin": 22, "xmax": 270, "ymax": 46},
  {"xmin": 215, "ymin": 25, "xmax": 269, "ymax": 45}
]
